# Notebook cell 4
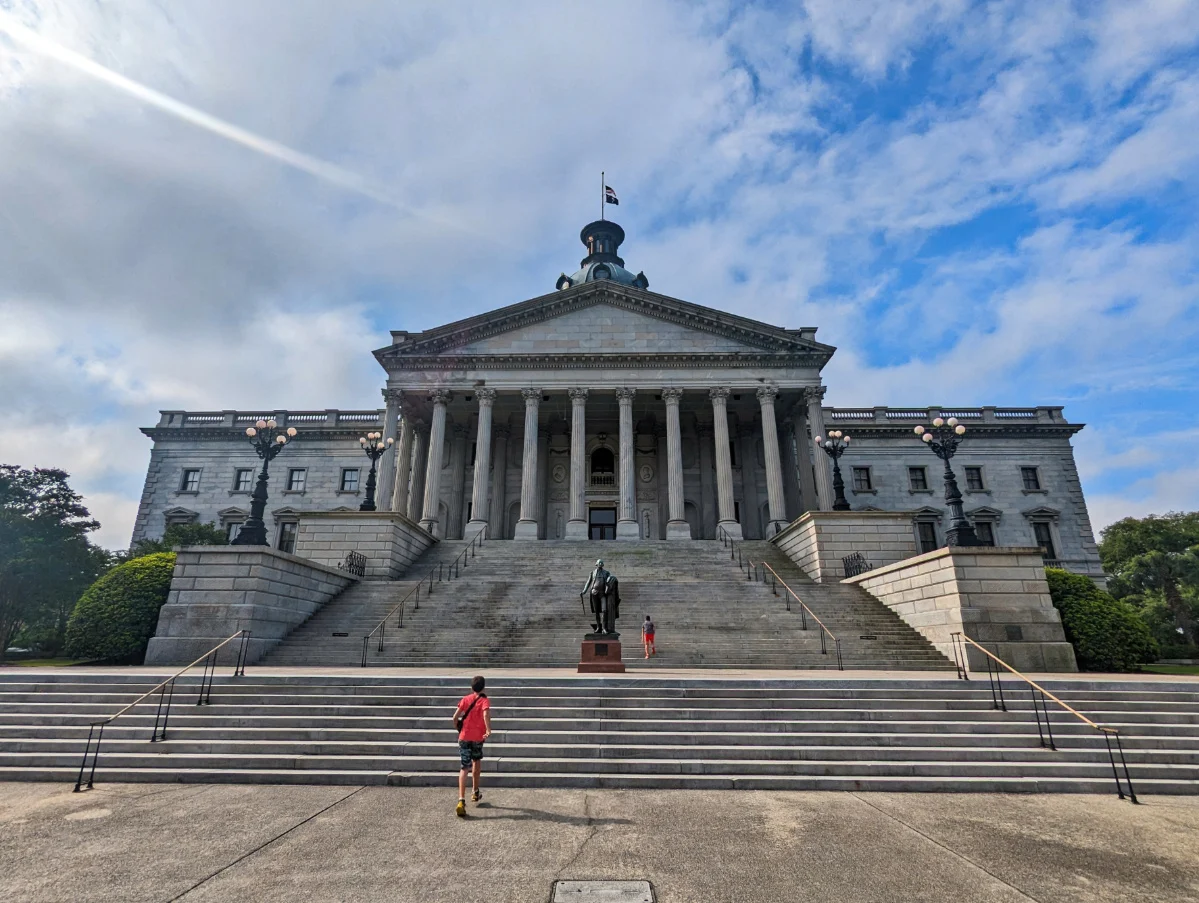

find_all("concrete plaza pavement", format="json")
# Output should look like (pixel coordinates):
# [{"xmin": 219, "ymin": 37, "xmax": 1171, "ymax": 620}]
[{"xmin": 0, "ymin": 782, "xmax": 1196, "ymax": 903}]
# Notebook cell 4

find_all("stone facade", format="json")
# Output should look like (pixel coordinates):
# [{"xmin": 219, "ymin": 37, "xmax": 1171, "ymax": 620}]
[
  {"xmin": 144, "ymin": 546, "xmax": 356, "ymax": 665},
  {"xmin": 843, "ymin": 546, "xmax": 1078, "ymax": 672},
  {"xmin": 127, "ymin": 220, "xmax": 1104, "ymax": 582},
  {"xmin": 294, "ymin": 511, "xmax": 436, "ymax": 580},
  {"xmin": 773, "ymin": 511, "xmax": 918, "ymax": 583}
]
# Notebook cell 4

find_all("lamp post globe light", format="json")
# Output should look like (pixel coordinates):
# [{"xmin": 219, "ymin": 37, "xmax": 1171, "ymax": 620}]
[
  {"xmin": 914, "ymin": 417, "xmax": 980, "ymax": 547},
  {"xmin": 358, "ymin": 431, "xmax": 395, "ymax": 512},
  {"xmin": 230, "ymin": 419, "xmax": 298, "ymax": 546},
  {"xmin": 814, "ymin": 430, "xmax": 853, "ymax": 511}
]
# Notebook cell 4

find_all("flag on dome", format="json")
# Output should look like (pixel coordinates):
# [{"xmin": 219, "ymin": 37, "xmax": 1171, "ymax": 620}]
[{"xmin": 604, "ymin": 185, "xmax": 619, "ymax": 205}]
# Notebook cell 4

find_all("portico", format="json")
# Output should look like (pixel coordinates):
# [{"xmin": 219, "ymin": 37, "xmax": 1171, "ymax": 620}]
[{"xmin": 369, "ymin": 220, "xmax": 837, "ymax": 541}]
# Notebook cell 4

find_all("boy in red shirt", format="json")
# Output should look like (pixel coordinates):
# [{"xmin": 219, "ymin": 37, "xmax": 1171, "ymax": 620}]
[{"xmin": 452, "ymin": 675, "xmax": 491, "ymax": 817}]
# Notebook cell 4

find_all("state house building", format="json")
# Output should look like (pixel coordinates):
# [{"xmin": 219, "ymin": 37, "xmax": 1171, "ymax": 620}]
[{"xmin": 132, "ymin": 220, "xmax": 1104, "ymax": 579}]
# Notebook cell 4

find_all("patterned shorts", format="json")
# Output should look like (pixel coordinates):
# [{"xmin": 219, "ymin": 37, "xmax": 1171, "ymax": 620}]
[{"xmin": 459, "ymin": 740, "xmax": 485, "ymax": 768}]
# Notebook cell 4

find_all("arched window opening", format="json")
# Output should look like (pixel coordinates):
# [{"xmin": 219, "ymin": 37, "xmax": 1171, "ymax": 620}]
[{"xmin": 590, "ymin": 447, "xmax": 615, "ymax": 487}]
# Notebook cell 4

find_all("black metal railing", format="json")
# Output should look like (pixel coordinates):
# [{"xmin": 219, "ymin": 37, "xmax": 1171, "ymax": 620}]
[
  {"xmin": 758, "ymin": 562, "xmax": 843, "ymax": 670},
  {"xmin": 74, "ymin": 629, "xmax": 251, "ymax": 792},
  {"xmin": 338, "ymin": 550, "xmax": 367, "ymax": 578},
  {"xmin": 950, "ymin": 632, "xmax": 1138, "ymax": 803},
  {"xmin": 716, "ymin": 525, "xmax": 756, "ymax": 581},
  {"xmin": 842, "ymin": 552, "xmax": 870, "ymax": 578},
  {"xmin": 361, "ymin": 525, "xmax": 487, "ymax": 666}
]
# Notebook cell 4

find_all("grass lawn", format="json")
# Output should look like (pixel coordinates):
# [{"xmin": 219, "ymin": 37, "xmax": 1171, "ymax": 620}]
[{"xmin": 1141, "ymin": 663, "xmax": 1199, "ymax": 676}]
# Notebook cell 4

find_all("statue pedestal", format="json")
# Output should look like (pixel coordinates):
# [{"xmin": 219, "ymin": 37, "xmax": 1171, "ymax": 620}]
[{"xmin": 578, "ymin": 638, "xmax": 625, "ymax": 673}]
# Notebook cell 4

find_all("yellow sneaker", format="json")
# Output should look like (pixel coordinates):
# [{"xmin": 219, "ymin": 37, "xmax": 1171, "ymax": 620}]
[{"xmin": 455, "ymin": 799, "xmax": 466, "ymax": 817}]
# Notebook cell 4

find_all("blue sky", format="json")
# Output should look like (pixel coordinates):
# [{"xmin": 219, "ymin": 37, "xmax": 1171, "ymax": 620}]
[{"xmin": 1, "ymin": 0, "xmax": 1197, "ymax": 548}]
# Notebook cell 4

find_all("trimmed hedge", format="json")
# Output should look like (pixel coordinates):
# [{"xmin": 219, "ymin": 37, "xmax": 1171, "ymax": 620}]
[
  {"xmin": 1045, "ymin": 568, "xmax": 1157, "ymax": 671},
  {"xmin": 64, "ymin": 553, "xmax": 177, "ymax": 664}
]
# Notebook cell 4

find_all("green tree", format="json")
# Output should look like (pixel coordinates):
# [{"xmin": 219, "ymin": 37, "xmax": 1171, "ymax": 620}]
[
  {"xmin": 1100, "ymin": 512, "xmax": 1199, "ymax": 645},
  {"xmin": 65, "ymin": 552, "xmax": 176, "ymax": 664},
  {"xmin": 0, "ymin": 465, "xmax": 110, "ymax": 660},
  {"xmin": 128, "ymin": 521, "xmax": 227, "ymax": 558}
]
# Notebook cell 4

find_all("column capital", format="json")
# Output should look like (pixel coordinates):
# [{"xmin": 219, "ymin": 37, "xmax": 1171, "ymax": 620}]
[
  {"xmin": 411, "ymin": 418, "xmax": 429, "ymax": 435},
  {"xmin": 476, "ymin": 387, "xmax": 498, "ymax": 404},
  {"xmin": 615, "ymin": 387, "xmax": 637, "ymax": 402},
  {"xmin": 568, "ymin": 388, "xmax": 590, "ymax": 402},
  {"xmin": 381, "ymin": 387, "xmax": 405, "ymax": 405},
  {"xmin": 494, "ymin": 424, "xmax": 511, "ymax": 437},
  {"xmin": 803, "ymin": 385, "xmax": 827, "ymax": 406},
  {"xmin": 452, "ymin": 423, "xmax": 467, "ymax": 437},
  {"xmin": 709, "ymin": 387, "xmax": 731, "ymax": 403},
  {"xmin": 756, "ymin": 386, "xmax": 779, "ymax": 404},
  {"xmin": 429, "ymin": 389, "xmax": 453, "ymax": 405},
  {"xmin": 661, "ymin": 387, "xmax": 684, "ymax": 404},
  {"xmin": 521, "ymin": 387, "xmax": 542, "ymax": 404}
]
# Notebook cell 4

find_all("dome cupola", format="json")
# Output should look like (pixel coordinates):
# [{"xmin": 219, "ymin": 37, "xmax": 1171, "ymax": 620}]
[{"xmin": 556, "ymin": 219, "xmax": 649, "ymax": 291}]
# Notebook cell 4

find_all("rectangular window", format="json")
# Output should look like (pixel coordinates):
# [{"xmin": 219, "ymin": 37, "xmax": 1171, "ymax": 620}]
[
  {"xmin": 1033, "ymin": 522, "xmax": 1056, "ymax": 560},
  {"xmin": 180, "ymin": 469, "xmax": 201, "ymax": 492},
  {"xmin": 469, "ymin": 442, "xmax": 477, "ymax": 466},
  {"xmin": 964, "ymin": 466, "xmax": 985, "ymax": 492},
  {"xmin": 225, "ymin": 521, "xmax": 243, "ymax": 542},
  {"xmin": 729, "ymin": 440, "xmax": 738, "ymax": 467},
  {"xmin": 917, "ymin": 522, "xmax": 939, "ymax": 554},
  {"xmin": 1021, "ymin": 467, "xmax": 1042, "ymax": 491},
  {"xmin": 287, "ymin": 468, "xmax": 307, "ymax": 492},
  {"xmin": 975, "ymin": 522, "xmax": 995, "ymax": 546},
  {"xmin": 733, "ymin": 500, "xmax": 741, "ymax": 522},
  {"xmin": 277, "ymin": 522, "xmax": 298, "ymax": 554},
  {"xmin": 852, "ymin": 467, "xmax": 872, "ymax": 492},
  {"xmin": 340, "ymin": 468, "xmax": 359, "ymax": 492},
  {"xmin": 233, "ymin": 469, "xmax": 253, "ymax": 492},
  {"xmin": 908, "ymin": 467, "xmax": 928, "ymax": 491}
]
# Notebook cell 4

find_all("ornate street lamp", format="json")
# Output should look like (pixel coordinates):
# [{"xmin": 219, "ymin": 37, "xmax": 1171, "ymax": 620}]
[
  {"xmin": 358, "ymin": 431, "xmax": 395, "ymax": 511},
  {"xmin": 914, "ymin": 417, "xmax": 980, "ymax": 547},
  {"xmin": 814, "ymin": 430, "xmax": 852, "ymax": 511},
  {"xmin": 231, "ymin": 419, "xmax": 297, "ymax": 546}
]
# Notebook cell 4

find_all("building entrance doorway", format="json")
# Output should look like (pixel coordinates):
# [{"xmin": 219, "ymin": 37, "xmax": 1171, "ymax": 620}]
[{"xmin": 589, "ymin": 507, "xmax": 616, "ymax": 540}]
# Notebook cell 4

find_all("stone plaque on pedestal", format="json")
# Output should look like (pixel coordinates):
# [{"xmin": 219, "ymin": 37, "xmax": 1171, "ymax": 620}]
[{"xmin": 579, "ymin": 638, "xmax": 625, "ymax": 673}]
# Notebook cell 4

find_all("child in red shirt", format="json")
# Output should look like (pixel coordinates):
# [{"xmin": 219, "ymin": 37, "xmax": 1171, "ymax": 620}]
[{"xmin": 452, "ymin": 675, "xmax": 491, "ymax": 816}]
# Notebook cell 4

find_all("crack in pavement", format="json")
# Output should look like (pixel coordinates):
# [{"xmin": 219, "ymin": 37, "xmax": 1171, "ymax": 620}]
[
  {"xmin": 556, "ymin": 792, "xmax": 598, "ymax": 877},
  {"xmin": 848, "ymin": 793, "xmax": 1043, "ymax": 903},
  {"xmin": 164, "ymin": 786, "xmax": 366, "ymax": 902}
]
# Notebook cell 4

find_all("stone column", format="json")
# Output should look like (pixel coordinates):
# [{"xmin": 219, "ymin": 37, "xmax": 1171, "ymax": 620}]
[
  {"xmin": 447, "ymin": 423, "xmax": 467, "ymax": 539},
  {"xmin": 738, "ymin": 422, "xmax": 761, "ymax": 539},
  {"xmin": 616, "ymin": 388, "xmax": 640, "ymax": 540},
  {"xmin": 709, "ymin": 388, "xmax": 742, "ymax": 539},
  {"xmin": 536, "ymin": 427, "xmax": 550, "ymax": 539},
  {"xmin": 377, "ymin": 388, "xmax": 403, "ymax": 510},
  {"xmin": 791, "ymin": 406, "xmax": 819, "ymax": 513},
  {"xmin": 467, "ymin": 388, "xmax": 496, "ymax": 536},
  {"xmin": 514, "ymin": 388, "xmax": 541, "ymax": 540},
  {"xmin": 490, "ymin": 424, "xmax": 509, "ymax": 538},
  {"xmin": 781, "ymin": 420, "xmax": 802, "ymax": 521},
  {"xmin": 565, "ymin": 388, "xmax": 589, "ymax": 540},
  {"xmin": 805, "ymin": 386, "xmax": 836, "ymax": 512},
  {"xmin": 757, "ymin": 386, "xmax": 788, "ymax": 535},
  {"xmin": 406, "ymin": 420, "xmax": 428, "ymax": 522},
  {"xmin": 390, "ymin": 415, "xmax": 415, "ymax": 514},
  {"xmin": 697, "ymin": 422, "xmax": 715, "ymax": 539},
  {"xmin": 662, "ymin": 388, "xmax": 690, "ymax": 539},
  {"xmin": 419, "ymin": 391, "xmax": 451, "ymax": 534},
  {"xmin": 654, "ymin": 424, "xmax": 668, "ymax": 540}
]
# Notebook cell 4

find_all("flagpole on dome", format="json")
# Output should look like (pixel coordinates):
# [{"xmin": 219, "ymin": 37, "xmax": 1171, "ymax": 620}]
[{"xmin": 601, "ymin": 171, "xmax": 605, "ymax": 222}]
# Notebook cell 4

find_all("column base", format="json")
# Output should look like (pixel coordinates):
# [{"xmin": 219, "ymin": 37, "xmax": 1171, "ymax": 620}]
[
  {"xmin": 564, "ymin": 519, "xmax": 589, "ymax": 540},
  {"xmin": 616, "ymin": 520, "xmax": 641, "ymax": 541},
  {"xmin": 717, "ymin": 520, "xmax": 743, "ymax": 540},
  {"xmin": 766, "ymin": 519, "xmax": 788, "ymax": 537},
  {"xmin": 418, "ymin": 518, "xmax": 438, "ymax": 536},
  {"xmin": 465, "ymin": 519, "xmax": 489, "ymax": 539},
  {"xmin": 666, "ymin": 520, "xmax": 692, "ymax": 540},
  {"xmin": 513, "ymin": 519, "xmax": 540, "ymax": 540}
]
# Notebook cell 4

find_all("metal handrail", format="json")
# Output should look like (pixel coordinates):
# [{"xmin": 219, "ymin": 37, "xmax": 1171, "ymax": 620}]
[
  {"xmin": 758, "ymin": 562, "xmax": 843, "ymax": 670},
  {"xmin": 950, "ymin": 632, "xmax": 1138, "ymax": 803},
  {"xmin": 361, "ymin": 524, "xmax": 487, "ymax": 666},
  {"xmin": 74, "ymin": 629, "xmax": 251, "ymax": 792}
]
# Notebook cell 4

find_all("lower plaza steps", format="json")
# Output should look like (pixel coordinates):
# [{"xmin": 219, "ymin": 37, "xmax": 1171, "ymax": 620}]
[
  {"xmin": 0, "ymin": 672, "xmax": 1197, "ymax": 793},
  {"xmin": 265, "ymin": 539, "xmax": 955, "ymax": 670}
]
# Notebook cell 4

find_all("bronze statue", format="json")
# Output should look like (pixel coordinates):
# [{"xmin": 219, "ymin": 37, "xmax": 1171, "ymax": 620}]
[{"xmin": 581, "ymin": 559, "xmax": 620, "ymax": 636}]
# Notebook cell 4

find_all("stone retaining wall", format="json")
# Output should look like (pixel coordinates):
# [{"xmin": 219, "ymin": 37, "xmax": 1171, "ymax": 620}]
[
  {"xmin": 772, "ymin": 511, "xmax": 918, "ymax": 582},
  {"xmin": 144, "ymin": 546, "xmax": 356, "ymax": 665},
  {"xmin": 844, "ymin": 546, "xmax": 1077, "ymax": 672},
  {"xmin": 294, "ymin": 511, "xmax": 437, "ymax": 580}
]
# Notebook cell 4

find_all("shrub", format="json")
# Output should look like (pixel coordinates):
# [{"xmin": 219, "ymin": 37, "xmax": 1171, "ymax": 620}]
[
  {"xmin": 64, "ymin": 553, "xmax": 177, "ymax": 664},
  {"xmin": 1045, "ymin": 568, "xmax": 1157, "ymax": 671}
]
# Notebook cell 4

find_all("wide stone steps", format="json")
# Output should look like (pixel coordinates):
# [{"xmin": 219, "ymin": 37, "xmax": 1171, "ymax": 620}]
[{"xmin": 2, "ymin": 672, "xmax": 1197, "ymax": 794}]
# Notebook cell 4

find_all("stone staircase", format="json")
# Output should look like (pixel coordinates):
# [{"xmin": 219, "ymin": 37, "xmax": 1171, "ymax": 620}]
[
  {"xmin": 0, "ymin": 672, "xmax": 1196, "ymax": 793},
  {"xmin": 264, "ymin": 539, "xmax": 954, "ymax": 670}
]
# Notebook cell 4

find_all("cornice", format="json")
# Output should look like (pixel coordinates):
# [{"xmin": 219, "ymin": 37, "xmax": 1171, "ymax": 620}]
[
  {"xmin": 140, "ymin": 427, "xmax": 371, "ymax": 442},
  {"xmin": 381, "ymin": 351, "xmax": 828, "ymax": 372},
  {"xmin": 822, "ymin": 423, "xmax": 1084, "ymax": 438},
  {"xmin": 374, "ymin": 283, "xmax": 835, "ymax": 363}
]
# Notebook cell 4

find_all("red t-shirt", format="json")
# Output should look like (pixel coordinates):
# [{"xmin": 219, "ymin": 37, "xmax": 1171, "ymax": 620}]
[{"xmin": 456, "ymin": 693, "xmax": 491, "ymax": 742}]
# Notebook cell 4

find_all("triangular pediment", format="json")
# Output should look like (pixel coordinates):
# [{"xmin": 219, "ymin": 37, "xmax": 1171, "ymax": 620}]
[
  {"xmin": 1022, "ymin": 505, "xmax": 1061, "ymax": 519},
  {"xmin": 376, "ymin": 282, "xmax": 833, "ymax": 363},
  {"xmin": 967, "ymin": 505, "xmax": 1004, "ymax": 519}
]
